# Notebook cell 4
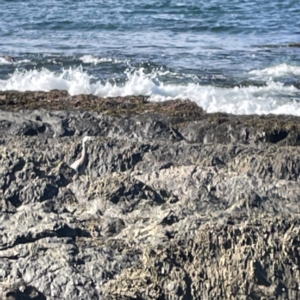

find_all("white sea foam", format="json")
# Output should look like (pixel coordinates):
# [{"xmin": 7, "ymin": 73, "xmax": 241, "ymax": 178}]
[
  {"xmin": 249, "ymin": 63, "xmax": 300, "ymax": 79},
  {"xmin": 79, "ymin": 55, "xmax": 124, "ymax": 65},
  {"xmin": 0, "ymin": 57, "xmax": 31, "ymax": 65},
  {"xmin": 0, "ymin": 67, "xmax": 97, "ymax": 96},
  {"xmin": 0, "ymin": 57, "xmax": 12, "ymax": 65},
  {"xmin": 0, "ymin": 66, "xmax": 300, "ymax": 116}
]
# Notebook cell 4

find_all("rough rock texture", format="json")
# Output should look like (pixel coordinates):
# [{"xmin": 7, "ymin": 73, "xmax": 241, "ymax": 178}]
[{"xmin": 1, "ymin": 91, "xmax": 300, "ymax": 299}]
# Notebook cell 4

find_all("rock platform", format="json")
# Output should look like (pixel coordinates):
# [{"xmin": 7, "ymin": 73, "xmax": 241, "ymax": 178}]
[{"xmin": 1, "ymin": 91, "xmax": 300, "ymax": 299}]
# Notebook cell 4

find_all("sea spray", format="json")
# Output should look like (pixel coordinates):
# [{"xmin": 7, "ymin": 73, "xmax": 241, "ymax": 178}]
[
  {"xmin": 249, "ymin": 63, "xmax": 300, "ymax": 79},
  {"xmin": 0, "ymin": 65, "xmax": 299, "ymax": 116}
]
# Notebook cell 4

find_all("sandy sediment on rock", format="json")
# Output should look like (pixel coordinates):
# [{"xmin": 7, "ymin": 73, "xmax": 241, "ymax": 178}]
[{"xmin": 1, "ymin": 90, "xmax": 300, "ymax": 299}]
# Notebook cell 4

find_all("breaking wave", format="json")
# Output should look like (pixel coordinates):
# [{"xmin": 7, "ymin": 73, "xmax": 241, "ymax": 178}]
[
  {"xmin": 79, "ymin": 55, "xmax": 125, "ymax": 65},
  {"xmin": 0, "ymin": 65, "xmax": 300, "ymax": 116},
  {"xmin": 0, "ymin": 57, "xmax": 31, "ymax": 65},
  {"xmin": 249, "ymin": 63, "xmax": 300, "ymax": 79}
]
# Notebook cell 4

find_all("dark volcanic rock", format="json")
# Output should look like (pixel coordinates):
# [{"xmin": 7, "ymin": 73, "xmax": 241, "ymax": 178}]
[
  {"xmin": 1, "ymin": 91, "xmax": 300, "ymax": 299},
  {"xmin": 288, "ymin": 43, "xmax": 300, "ymax": 47}
]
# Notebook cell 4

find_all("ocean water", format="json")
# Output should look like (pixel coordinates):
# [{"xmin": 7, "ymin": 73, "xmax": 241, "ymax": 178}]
[{"xmin": 0, "ymin": 0, "xmax": 300, "ymax": 115}]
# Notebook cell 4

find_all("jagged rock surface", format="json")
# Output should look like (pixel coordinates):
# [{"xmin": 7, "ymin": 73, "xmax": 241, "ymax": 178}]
[{"xmin": 1, "ymin": 92, "xmax": 300, "ymax": 299}]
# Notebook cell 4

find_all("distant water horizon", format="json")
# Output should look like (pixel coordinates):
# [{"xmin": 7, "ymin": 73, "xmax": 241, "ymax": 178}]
[{"xmin": 1, "ymin": 0, "xmax": 300, "ymax": 115}]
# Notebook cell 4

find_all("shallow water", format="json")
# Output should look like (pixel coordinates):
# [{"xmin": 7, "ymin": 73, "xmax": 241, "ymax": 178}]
[{"xmin": 1, "ymin": 0, "xmax": 300, "ymax": 115}]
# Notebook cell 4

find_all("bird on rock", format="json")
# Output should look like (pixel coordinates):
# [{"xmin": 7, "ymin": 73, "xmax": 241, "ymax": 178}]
[{"xmin": 70, "ymin": 136, "xmax": 93, "ymax": 173}]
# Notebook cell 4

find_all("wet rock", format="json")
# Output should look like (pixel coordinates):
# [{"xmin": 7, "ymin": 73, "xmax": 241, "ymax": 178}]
[{"xmin": 288, "ymin": 43, "xmax": 300, "ymax": 47}]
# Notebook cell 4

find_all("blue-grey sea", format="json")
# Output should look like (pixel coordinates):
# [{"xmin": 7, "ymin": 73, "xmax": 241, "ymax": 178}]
[{"xmin": 1, "ymin": 0, "xmax": 300, "ymax": 115}]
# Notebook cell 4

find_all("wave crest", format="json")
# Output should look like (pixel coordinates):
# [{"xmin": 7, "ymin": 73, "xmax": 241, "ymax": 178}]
[
  {"xmin": 249, "ymin": 63, "xmax": 300, "ymax": 79},
  {"xmin": 0, "ymin": 66, "xmax": 300, "ymax": 116},
  {"xmin": 79, "ymin": 55, "xmax": 125, "ymax": 65}
]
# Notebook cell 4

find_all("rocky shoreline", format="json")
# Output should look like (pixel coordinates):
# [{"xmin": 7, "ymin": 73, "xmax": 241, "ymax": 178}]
[{"xmin": 1, "ymin": 91, "xmax": 300, "ymax": 299}]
